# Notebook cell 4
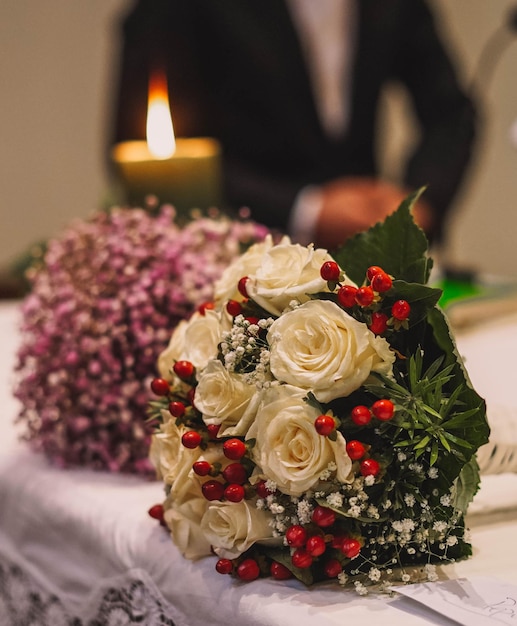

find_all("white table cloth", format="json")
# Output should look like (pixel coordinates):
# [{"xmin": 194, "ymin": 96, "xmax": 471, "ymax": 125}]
[{"xmin": 1, "ymin": 300, "xmax": 517, "ymax": 626}]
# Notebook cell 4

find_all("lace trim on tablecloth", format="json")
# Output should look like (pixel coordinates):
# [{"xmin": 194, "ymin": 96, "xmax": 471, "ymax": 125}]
[{"xmin": 0, "ymin": 555, "xmax": 178, "ymax": 626}]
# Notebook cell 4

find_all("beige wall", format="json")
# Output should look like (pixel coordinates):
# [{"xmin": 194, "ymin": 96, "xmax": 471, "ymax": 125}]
[
  {"xmin": 0, "ymin": 0, "xmax": 127, "ymax": 267},
  {"xmin": 435, "ymin": 0, "xmax": 517, "ymax": 277},
  {"xmin": 380, "ymin": 0, "xmax": 517, "ymax": 276},
  {"xmin": 1, "ymin": 0, "xmax": 517, "ymax": 277}
]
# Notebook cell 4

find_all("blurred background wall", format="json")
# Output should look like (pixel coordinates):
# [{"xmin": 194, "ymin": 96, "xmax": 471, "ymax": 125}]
[{"xmin": 1, "ymin": 0, "xmax": 516, "ymax": 277}]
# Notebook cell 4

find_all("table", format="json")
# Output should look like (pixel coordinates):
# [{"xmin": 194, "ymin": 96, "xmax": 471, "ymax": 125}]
[{"xmin": 1, "ymin": 300, "xmax": 516, "ymax": 626}]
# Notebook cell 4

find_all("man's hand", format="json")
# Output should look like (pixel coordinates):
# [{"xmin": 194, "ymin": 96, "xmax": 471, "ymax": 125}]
[{"xmin": 314, "ymin": 177, "xmax": 433, "ymax": 250}]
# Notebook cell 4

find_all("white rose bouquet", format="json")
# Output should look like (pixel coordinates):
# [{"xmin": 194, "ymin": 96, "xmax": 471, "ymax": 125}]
[{"xmin": 148, "ymin": 194, "xmax": 489, "ymax": 592}]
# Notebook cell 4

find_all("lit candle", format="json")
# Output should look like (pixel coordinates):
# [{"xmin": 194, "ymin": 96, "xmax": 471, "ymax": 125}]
[{"xmin": 111, "ymin": 70, "xmax": 222, "ymax": 213}]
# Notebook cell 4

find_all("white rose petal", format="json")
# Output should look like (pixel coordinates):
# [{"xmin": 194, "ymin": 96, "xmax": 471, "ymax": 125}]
[
  {"xmin": 149, "ymin": 414, "xmax": 200, "ymax": 484},
  {"xmin": 246, "ymin": 385, "xmax": 353, "ymax": 496},
  {"xmin": 201, "ymin": 499, "xmax": 274, "ymax": 559},
  {"xmin": 195, "ymin": 360, "xmax": 261, "ymax": 437},
  {"xmin": 158, "ymin": 309, "xmax": 229, "ymax": 378},
  {"xmin": 267, "ymin": 300, "xmax": 394, "ymax": 402},
  {"xmin": 246, "ymin": 242, "xmax": 341, "ymax": 316},
  {"xmin": 163, "ymin": 444, "xmax": 229, "ymax": 560},
  {"xmin": 163, "ymin": 471, "xmax": 212, "ymax": 560},
  {"xmin": 214, "ymin": 234, "xmax": 286, "ymax": 305}
]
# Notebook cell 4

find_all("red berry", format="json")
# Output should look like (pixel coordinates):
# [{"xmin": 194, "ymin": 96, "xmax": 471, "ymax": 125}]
[
  {"xmin": 173, "ymin": 360, "xmax": 195, "ymax": 380},
  {"xmin": 366, "ymin": 266, "xmax": 384, "ymax": 282},
  {"xmin": 201, "ymin": 480, "xmax": 225, "ymax": 501},
  {"xmin": 392, "ymin": 299, "xmax": 411, "ymax": 321},
  {"xmin": 187, "ymin": 387, "xmax": 196, "ymax": 407},
  {"xmin": 223, "ymin": 438, "xmax": 247, "ymax": 460},
  {"xmin": 371, "ymin": 399, "xmax": 395, "ymax": 421},
  {"xmin": 224, "ymin": 483, "xmax": 246, "ymax": 502},
  {"xmin": 314, "ymin": 414, "xmax": 335, "ymax": 436},
  {"xmin": 371, "ymin": 271, "xmax": 393, "ymax": 293},
  {"xmin": 206, "ymin": 423, "xmax": 220, "ymax": 439},
  {"xmin": 270, "ymin": 562, "xmax": 293, "ymax": 580},
  {"xmin": 331, "ymin": 534, "xmax": 347, "ymax": 550},
  {"xmin": 346, "ymin": 440, "xmax": 366, "ymax": 461},
  {"xmin": 181, "ymin": 430, "xmax": 202, "ymax": 449},
  {"xmin": 198, "ymin": 301, "xmax": 215, "ymax": 315},
  {"xmin": 337, "ymin": 284, "xmax": 358, "ymax": 308},
  {"xmin": 355, "ymin": 286, "xmax": 375, "ymax": 307},
  {"xmin": 292, "ymin": 549, "xmax": 313, "ymax": 569},
  {"xmin": 255, "ymin": 479, "xmax": 274, "ymax": 499},
  {"xmin": 360, "ymin": 458, "xmax": 380, "ymax": 477},
  {"xmin": 168, "ymin": 401, "xmax": 186, "ymax": 418},
  {"xmin": 285, "ymin": 525, "xmax": 307, "ymax": 548},
  {"xmin": 320, "ymin": 261, "xmax": 340, "ymax": 282},
  {"xmin": 341, "ymin": 538, "xmax": 361, "ymax": 559},
  {"xmin": 148, "ymin": 503, "xmax": 164, "ymax": 522},
  {"xmin": 312, "ymin": 506, "xmax": 336, "ymax": 528},
  {"xmin": 226, "ymin": 299, "xmax": 243, "ymax": 317},
  {"xmin": 350, "ymin": 405, "xmax": 372, "ymax": 426},
  {"xmin": 369, "ymin": 312, "xmax": 389, "ymax": 335},
  {"xmin": 306, "ymin": 535, "xmax": 326, "ymax": 557},
  {"xmin": 237, "ymin": 558, "xmax": 260, "ymax": 581},
  {"xmin": 193, "ymin": 461, "xmax": 212, "ymax": 476},
  {"xmin": 150, "ymin": 378, "xmax": 169, "ymax": 396},
  {"xmin": 215, "ymin": 558, "xmax": 233, "ymax": 575},
  {"xmin": 324, "ymin": 558, "xmax": 343, "ymax": 578},
  {"xmin": 237, "ymin": 276, "xmax": 249, "ymax": 298},
  {"xmin": 245, "ymin": 316, "xmax": 260, "ymax": 325},
  {"xmin": 222, "ymin": 462, "xmax": 247, "ymax": 485}
]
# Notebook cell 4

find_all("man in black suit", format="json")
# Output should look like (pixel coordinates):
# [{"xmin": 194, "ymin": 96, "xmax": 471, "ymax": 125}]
[{"xmin": 112, "ymin": 0, "xmax": 476, "ymax": 249}]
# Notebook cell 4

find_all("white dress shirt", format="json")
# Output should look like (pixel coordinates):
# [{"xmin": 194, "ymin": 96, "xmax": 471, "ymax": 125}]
[{"xmin": 285, "ymin": 0, "xmax": 357, "ymax": 243}]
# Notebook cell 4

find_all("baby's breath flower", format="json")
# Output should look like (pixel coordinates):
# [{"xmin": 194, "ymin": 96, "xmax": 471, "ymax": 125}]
[
  {"xmin": 368, "ymin": 567, "xmax": 381, "ymax": 582},
  {"xmin": 326, "ymin": 492, "xmax": 344, "ymax": 508},
  {"xmin": 404, "ymin": 494, "xmax": 416, "ymax": 507}
]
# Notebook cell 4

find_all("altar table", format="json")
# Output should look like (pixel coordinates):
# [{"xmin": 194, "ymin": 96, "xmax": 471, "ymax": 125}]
[{"xmin": 1, "ymin": 300, "xmax": 516, "ymax": 626}]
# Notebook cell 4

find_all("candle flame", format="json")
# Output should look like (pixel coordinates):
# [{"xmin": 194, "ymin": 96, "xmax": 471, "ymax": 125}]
[{"xmin": 146, "ymin": 70, "xmax": 176, "ymax": 158}]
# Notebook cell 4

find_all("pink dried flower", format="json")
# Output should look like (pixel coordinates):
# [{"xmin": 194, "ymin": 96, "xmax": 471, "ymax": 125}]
[{"xmin": 14, "ymin": 205, "xmax": 268, "ymax": 475}]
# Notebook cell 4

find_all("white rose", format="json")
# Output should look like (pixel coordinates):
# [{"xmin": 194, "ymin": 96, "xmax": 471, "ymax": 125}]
[
  {"xmin": 246, "ymin": 385, "xmax": 353, "ymax": 496},
  {"xmin": 246, "ymin": 242, "xmax": 347, "ymax": 316},
  {"xmin": 157, "ymin": 319, "xmax": 189, "ymax": 380},
  {"xmin": 195, "ymin": 360, "xmax": 261, "ymax": 437},
  {"xmin": 149, "ymin": 412, "xmax": 201, "ymax": 484},
  {"xmin": 214, "ymin": 234, "xmax": 286, "ymax": 305},
  {"xmin": 163, "ymin": 469, "xmax": 212, "ymax": 560},
  {"xmin": 268, "ymin": 300, "xmax": 394, "ymax": 402},
  {"xmin": 200, "ymin": 499, "xmax": 274, "ymax": 559},
  {"xmin": 158, "ymin": 309, "xmax": 229, "ymax": 378},
  {"xmin": 163, "ymin": 444, "xmax": 229, "ymax": 560}
]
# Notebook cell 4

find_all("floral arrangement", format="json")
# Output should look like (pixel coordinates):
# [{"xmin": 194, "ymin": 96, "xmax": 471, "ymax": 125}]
[
  {"xmin": 15, "ymin": 205, "xmax": 268, "ymax": 474},
  {"xmin": 148, "ymin": 195, "xmax": 489, "ymax": 592}
]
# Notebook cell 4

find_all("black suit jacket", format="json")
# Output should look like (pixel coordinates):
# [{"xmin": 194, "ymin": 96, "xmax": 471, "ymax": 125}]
[{"xmin": 112, "ymin": 0, "xmax": 476, "ymax": 242}]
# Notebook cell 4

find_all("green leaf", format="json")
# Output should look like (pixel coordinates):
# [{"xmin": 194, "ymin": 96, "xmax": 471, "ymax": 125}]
[
  {"xmin": 413, "ymin": 435, "xmax": 431, "ymax": 450},
  {"xmin": 262, "ymin": 547, "xmax": 314, "ymax": 586},
  {"xmin": 388, "ymin": 280, "xmax": 443, "ymax": 326},
  {"xmin": 453, "ymin": 456, "xmax": 481, "ymax": 514},
  {"xmin": 426, "ymin": 307, "xmax": 490, "ymax": 454},
  {"xmin": 333, "ymin": 189, "xmax": 432, "ymax": 285},
  {"xmin": 430, "ymin": 441, "xmax": 439, "ymax": 466}
]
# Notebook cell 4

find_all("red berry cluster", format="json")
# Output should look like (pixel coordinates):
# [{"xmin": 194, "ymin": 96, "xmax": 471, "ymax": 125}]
[
  {"xmin": 223, "ymin": 275, "xmax": 263, "ymax": 327},
  {"xmin": 351, "ymin": 398, "xmax": 396, "ymax": 426},
  {"xmin": 150, "ymin": 369, "xmax": 256, "ymax": 506},
  {"xmin": 319, "ymin": 262, "xmax": 412, "ymax": 335},
  {"xmin": 150, "ymin": 360, "xmax": 200, "ymax": 431},
  {"xmin": 215, "ymin": 557, "xmax": 263, "ymax": 581},
  {"xmin": 281, "ymin": 505, "xmax": 362, "ymax": 575},
  {"xmin": 199, "ymin": 439, "xmax": 250, "ymax": 503}
]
